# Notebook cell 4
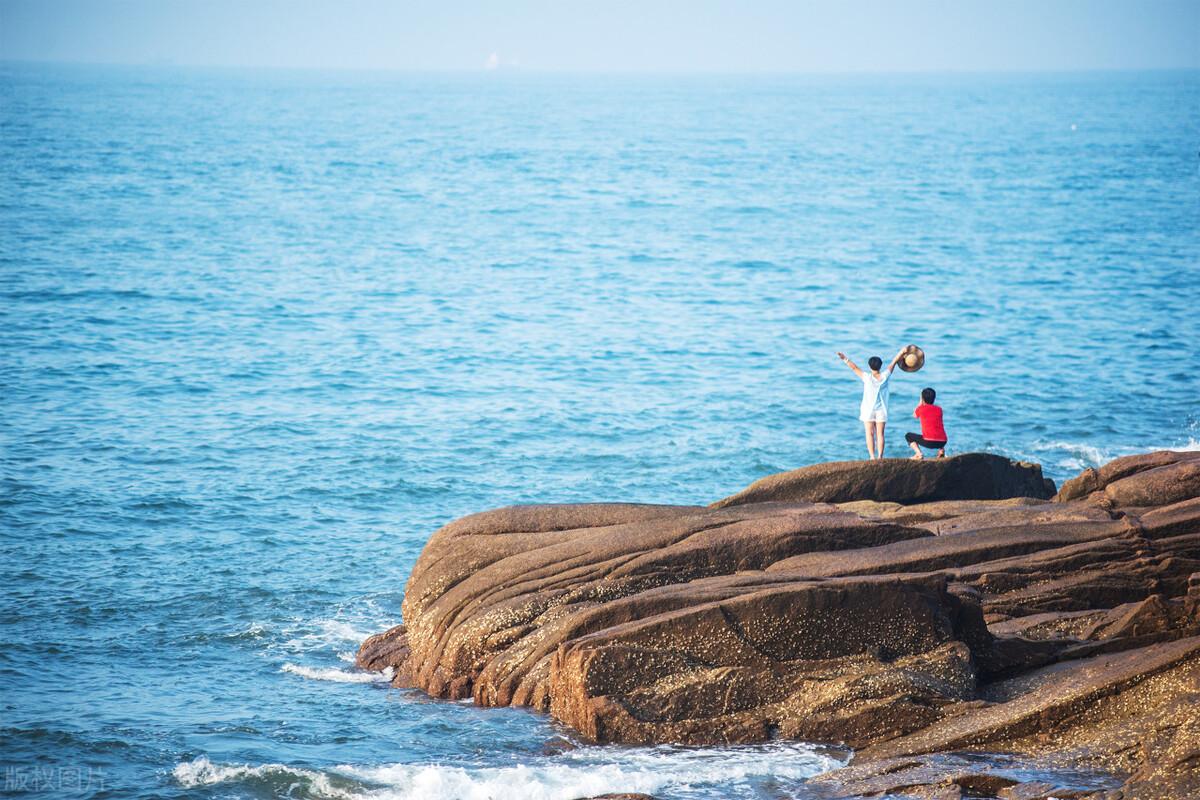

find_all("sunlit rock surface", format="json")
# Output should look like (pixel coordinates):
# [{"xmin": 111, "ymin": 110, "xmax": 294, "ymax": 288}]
[{"xmin": 360, "ymin": 450, "xmax": 1200, "ymax": 799}]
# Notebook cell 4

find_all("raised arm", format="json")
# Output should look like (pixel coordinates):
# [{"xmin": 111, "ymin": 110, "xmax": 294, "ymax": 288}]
[
  {"xmin": 836, "ymin": 352, "xmax": 864, "ymax": 378},
  {"xmin": 886, "ymin": 347, "xmax": 906, "ymax": 374}
]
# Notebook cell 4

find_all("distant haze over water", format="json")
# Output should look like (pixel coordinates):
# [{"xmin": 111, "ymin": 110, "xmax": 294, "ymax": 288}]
[
  {"xmin": 2, "ymin": 63, "xmax": 1198, "ymax": 798},
  {"xmin": 2, "ymin": 0, "xmax": 1198, "ymax": 73}
]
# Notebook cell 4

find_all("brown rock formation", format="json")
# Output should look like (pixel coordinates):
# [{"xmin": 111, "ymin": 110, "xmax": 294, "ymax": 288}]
[
  {"xmin": 359, "ymin": 450, "xmax": 1200, "ymax": 799},
  {"xmin": 712, "ymin": 453, "xmax": 1055, "ymax": 508}
]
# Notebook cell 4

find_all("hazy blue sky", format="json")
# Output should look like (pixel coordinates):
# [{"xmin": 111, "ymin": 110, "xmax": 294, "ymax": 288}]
[{"xmin": 2, "ymin": 0, "xmax": 1197, "ymax": 73}]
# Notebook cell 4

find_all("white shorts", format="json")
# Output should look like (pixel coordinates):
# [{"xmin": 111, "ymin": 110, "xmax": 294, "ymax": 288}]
[{"xmin": 860, "ymin": 409, "xmax": 887, "ymax": 423}]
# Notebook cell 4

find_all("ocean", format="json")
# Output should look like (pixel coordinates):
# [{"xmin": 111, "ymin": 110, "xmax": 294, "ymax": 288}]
[{"xmin": 2, "ymin": 63, "xmax": 1198, "ymax": 799}]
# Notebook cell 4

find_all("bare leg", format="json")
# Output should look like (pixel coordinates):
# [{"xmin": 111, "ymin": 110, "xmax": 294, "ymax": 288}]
[
  {"xmin": 875, "ymin": 422, "xmax": 886, "ymax": 459},
  {"xmin": 863, "ymin": 422, "xmax": 876, "ymax": 460},
  {"xmin": 910, "ymin": 441, "xmax": 924, "ymax": 460},
  {"xmin": 937, "ymin": 448, "xmax": 946, "ymax": 459}
]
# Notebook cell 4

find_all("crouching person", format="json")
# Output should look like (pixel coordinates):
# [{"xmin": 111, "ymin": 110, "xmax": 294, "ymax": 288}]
[{"xmin": 907, "ymin": 387, "xmax": 947, "ymax": 460}]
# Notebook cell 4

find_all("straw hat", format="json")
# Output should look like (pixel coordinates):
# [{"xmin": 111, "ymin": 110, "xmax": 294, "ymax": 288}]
[{"xmin": 899, "ymin": 344, "xmax": 925, "ymax": 372}]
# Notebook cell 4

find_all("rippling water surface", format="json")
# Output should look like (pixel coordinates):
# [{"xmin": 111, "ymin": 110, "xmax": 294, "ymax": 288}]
[{"xmin": 2, "ymin": 64, "xmax": 1198, "ymax": 799}]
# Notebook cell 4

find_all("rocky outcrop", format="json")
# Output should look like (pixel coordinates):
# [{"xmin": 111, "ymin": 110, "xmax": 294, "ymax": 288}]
[
  {"xmin": 1054, "ymin": 450, "xmax": 1200, "ymax": 505},
  {"xmin": 712, "ymin": 453, "xmax": 1055, "ymax": 508},
  {"xmin": 360, "ymin": 450, "xmax": 1200, "ymax": 799},
  {"xmin": 815, "ymin": 635, "xmax": 1200, "ymax": 799}
]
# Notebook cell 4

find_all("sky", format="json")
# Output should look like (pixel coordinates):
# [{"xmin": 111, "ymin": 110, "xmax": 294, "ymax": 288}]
[{"xmin": 1, "ymin": 0, "xmax": 1198, "ymax": 73}]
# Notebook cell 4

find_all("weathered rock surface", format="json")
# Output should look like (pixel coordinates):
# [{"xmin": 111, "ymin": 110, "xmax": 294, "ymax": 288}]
[
  {"xmin": 360, "ymin": 450, "xmax": 1200, "ymax": 799},
  {"xmin": 1055, "ymin": 450, "xmax": 1200, "ymax": 504},
  {"xmin": 712, "ymin": 453, "xmax": 1056, "ymax": 508}
]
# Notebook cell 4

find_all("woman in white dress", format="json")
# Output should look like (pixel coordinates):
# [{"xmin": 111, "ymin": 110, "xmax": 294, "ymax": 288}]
[{"xmin": 836, "ymin": 348, "xmax": 907, "ymax": 460}]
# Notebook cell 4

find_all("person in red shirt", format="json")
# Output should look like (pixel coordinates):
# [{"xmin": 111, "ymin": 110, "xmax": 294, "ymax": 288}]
[{"xmin": 906, "ymin": 387, "xmax": 948, "ymax": 460}]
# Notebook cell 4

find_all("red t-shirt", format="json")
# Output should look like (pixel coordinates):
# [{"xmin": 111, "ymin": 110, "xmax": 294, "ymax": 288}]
[{"xmin": 914, "ymin": 404, "xmax": 947, "ymax": 441}]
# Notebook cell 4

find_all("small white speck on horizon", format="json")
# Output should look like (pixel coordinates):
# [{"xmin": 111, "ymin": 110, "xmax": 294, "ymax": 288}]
[{"xmin": 484, "ymin": 52, "xmax": 521, "ymax": 71}]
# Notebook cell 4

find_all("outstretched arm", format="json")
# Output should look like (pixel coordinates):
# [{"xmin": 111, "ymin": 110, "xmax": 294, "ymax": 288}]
[
  {"xmin": 836, "ymin": 352, "xmax": 864, "ymax": 378},
  {"xmin": 887, "ymin": 347, "xmax": 906, "ymax": 374}
]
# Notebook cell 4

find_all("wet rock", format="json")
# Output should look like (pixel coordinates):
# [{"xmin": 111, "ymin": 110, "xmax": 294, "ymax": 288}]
[
  {"xmin": 355, "ymin": 623, "xmax": 412, "ymax": 683},
  {"xmin": 812, "ymin": 753, "xmax": 1115, "ymax": 800},
  {"xmin": 539, "ymin": 735, "xmax": 578, "ymax": 755}
]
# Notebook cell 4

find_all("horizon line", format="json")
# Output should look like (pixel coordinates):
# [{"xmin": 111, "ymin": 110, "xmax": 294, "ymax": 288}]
[{"xmin": 3, "ymin": 57, "xmax": 1199, "ymax": 79}]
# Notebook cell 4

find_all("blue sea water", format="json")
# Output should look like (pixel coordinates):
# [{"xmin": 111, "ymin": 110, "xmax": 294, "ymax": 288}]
[{"xmin": 2, "ymin": 63, "xmax": 1198, "ymax": 799}]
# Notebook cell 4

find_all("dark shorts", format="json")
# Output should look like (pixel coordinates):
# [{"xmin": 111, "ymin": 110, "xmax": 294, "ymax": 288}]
[{"xmin": 905, "ymin": 432, "xmax": 947, "ymax": 449}]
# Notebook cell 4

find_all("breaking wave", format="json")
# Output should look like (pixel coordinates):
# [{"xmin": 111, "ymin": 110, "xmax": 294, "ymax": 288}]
[
  {"xmin": 174, "ymin": 741, "xmax": 844, "ymax": 800},
  {"xmin": 281, "ymin": 663, "xmax": 393, "ymax": 684}
]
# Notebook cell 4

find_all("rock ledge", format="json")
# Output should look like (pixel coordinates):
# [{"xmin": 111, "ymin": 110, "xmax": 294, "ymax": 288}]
[{"xmin": 360, "ymin": 451, "xmax": 1200, "ymax": 799}]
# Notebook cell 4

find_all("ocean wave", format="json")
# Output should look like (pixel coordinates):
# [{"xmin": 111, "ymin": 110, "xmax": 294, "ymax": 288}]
[
  {"xmin": 173, "ymin": 756, "xmax": 362, "ymax": 798},
  {"xmin": 343, "ymin": 742, "xmax": 843, "ymax": 800},
  {"xmin": 182, "ymin": 621, "xmax": 269, "ymax": 644},
  {"xmin": 230, "ymin": 622, "xmax": 268, "ymax": 640},
  {"xmin": 279, "ymin": 617, "xmax": 392, "ymax": 653},
  {"xmin": 175, "ymin": 742, "xmax": 842, "ymax": 800},
  {"xmin": 1033, "ymin": 440, "xmax": 1113, "ymax": 471},
  {"xmin": 1032, "ymin": 439, "xmax": 1200, "ymax": 474},
  {"xmin": 281, "ymin": 663, "xmax": 393, "ymax": 684}
]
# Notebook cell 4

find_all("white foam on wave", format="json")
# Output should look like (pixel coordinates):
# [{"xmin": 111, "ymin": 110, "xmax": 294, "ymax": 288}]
[
  {"xmin": 1034, "ymin": 438, "xmax": 1200, "ymax": 474},
  {"xmin": 279, "ymin": 615, "xmax": 397, "ymax": 654},
  {"xmin": 175, "ymin": 742, "xmax": 843, "ymax": 800},
  {"xmin": 173, "ymin": 755, "xmax": 358, "ymax": 798},
  {"xmin": 281, "ymin": 663, "xmax": 393, "ymax": 684},
  {"xmin": 344, "ymin": 742, "xmax": 843, "ymax": 800},
  {"xmin": 1033, "ymin": 440, "xmax": 1113, "ymax": 472},
  {"xmin": 288, "ymin": 618, "xmax": 375, "ymax": 647},
  {"xmin": 213, "ymin": 621, "xmax": 269, "ymax": 642}
]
